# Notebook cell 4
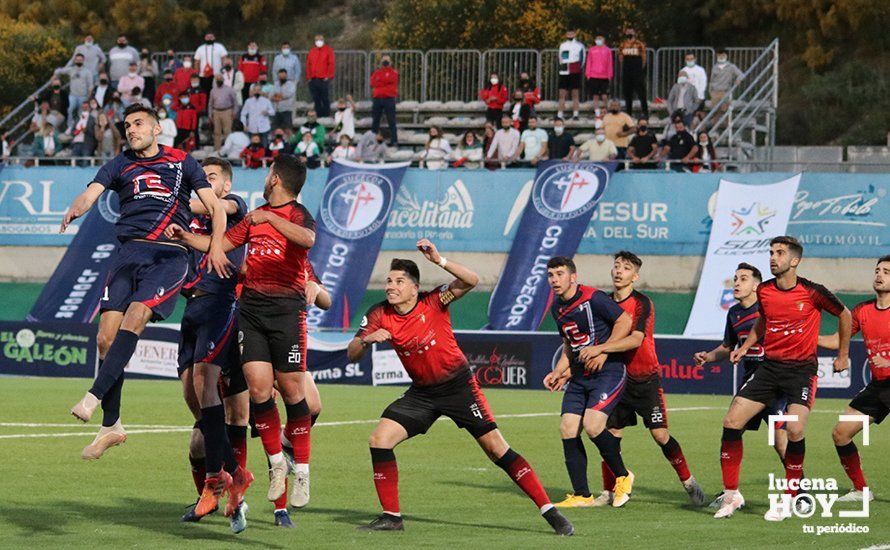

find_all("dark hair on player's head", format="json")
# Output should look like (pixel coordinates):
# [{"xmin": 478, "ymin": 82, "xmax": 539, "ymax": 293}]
[
  {"xmin": 736, "ymin": 262, "xmax": 762, "ymax": 282},
  {"xmin": 877, "ymin": 255, "xmax": 890, "ymax": 266},
  {"xmin": 614, "ymin": 250, "xmax": 643, "ymax": 270},
  {"xmin": 546, "ymin": 256, "xmax": 576, "ymax": 274},
  {"xmin": 270, "ymin": 154, "xmax": 307, "ymax": 196},
  {"xmin": 202, "ymin": 156, "xmax": 233, "ymax": 181},
  {"xmin": 770, "ymin": 235, "xmax": 803, "ymax": 258},
  {"xmin": 123, "ymin": 104, "xmax": 158, "ymax": 122},
  {"xmin": 390, "ymin": 259, "xmax": 420, "ymax": 284}
]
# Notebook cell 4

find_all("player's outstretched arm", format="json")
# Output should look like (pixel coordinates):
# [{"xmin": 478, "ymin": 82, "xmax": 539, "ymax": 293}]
[
  {"xmin": 834, "ymin": 307, "xmax": 852, "ymax": 372},
  {"xmin": 416, "ymin": 238, "xmax": 478, "ymax": 301},
  {"xmin": 346, "ymin": 329, "xmax": 391, "ymax": 362},
  {"xmin": 250, "ymin": 210, "xmax": 316, "ymax": 248},
  {"xmin": 190, "ymin": 196, "xmax": 241, "ymax": 216},
  {"xmin": 730, "ymin": 316, "xmax": 764, "ymax": 363},
  {"xmin": 195, "ymin": 187, "xmax": 233, "ymax": 278},
  {"xmin": 60, "ymin": 182, "xmax": 105, "ymax": 233},
  {"xmin": 164, "ymin": 223, "xmax": 237, "ymax": 254},
  {"xmin": 694, "ymin": 344, "xmax": 731, "ymax": 366},
  {"xmin": 817, "ymin": 333, "xmax": 840, "ymax": 350}
]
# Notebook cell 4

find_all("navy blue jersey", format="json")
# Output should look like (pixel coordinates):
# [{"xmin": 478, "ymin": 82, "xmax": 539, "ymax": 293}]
[
  {"xmin": 723, "ymin": 301, "xmax": 764, "ymax": 364},
  {"xmin": 551, "ymin": 284, "xmax": 626, "ymax": 376},
  {"xmin": 182, "ymin": 193, "xmax": 247, "ymax": 297},
  {"xmin": 92, "ymin": 145, "xmax": 211, "ymax": 242}
]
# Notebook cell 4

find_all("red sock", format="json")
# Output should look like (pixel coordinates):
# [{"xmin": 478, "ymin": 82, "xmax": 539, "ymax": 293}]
[
  {"xmin": 371, "ymin": 448, "xmax": 400, "ymax": 514},
  {"xmin": 496, "ymin": 449, "xmax": 551, "ymax": 509},
  {"xmin": 227, "ymin": 424, "xmax": 248, "ymax": 469},
  {"xmin": 661, "ymin": 436, "xmax": 692, "ymax": 482},
  {"xmin": 720, "ymin": 428, "xmax": 743, "ymax": 491},
  {"xmin": 836, "ymin": 443, "xmax": 867, "ymax": 491},
  {"xmin": 189, "ymin": 454, "xmax": 206, "ymax": 495},
  {"xmin": 601, "ymin": 460, "xmax": 616, "ymax": 492},
  {"xmin": 252, "ymin": 398, "xmax": 282, "ymax": 456},
  {"xmin": 784, "ymin": 439, "xmax": 805, "ymax": 496},
  {"xmin": 274, "ymin": 479, "xmax": 289, "ymax": 510},
  {"xmin": 285, "ymin": 400, "xmax": 312, "ymax": 464}
]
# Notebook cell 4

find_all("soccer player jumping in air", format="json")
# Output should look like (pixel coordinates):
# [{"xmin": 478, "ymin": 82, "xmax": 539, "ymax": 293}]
[
  {"xmin": 64, "ymin": 105, "xmax": 230, "ymax": 460},
  {"xmin": 347, "ymin": 240, "xmax": 573, "ymax": 535}
]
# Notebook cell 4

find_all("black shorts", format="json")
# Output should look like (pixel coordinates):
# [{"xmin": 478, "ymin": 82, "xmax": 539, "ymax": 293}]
[
  {"xmin": 849, "ymin": 379, "xmax": 890, "ymax": 424},
  {"xmin": 736, "ymin": 360, "xmax": 818, "ymax": 409},
  {"xmin": 607, "ymin": 376, "xmax": 669, "ymax": 430},
  {"xmin": 381, "ymin": 368, "xmax": 498, "ymax": 439},
  {"xmin": 101, "ymin": 240, "xmax": 189, "ymax": 321},
  {"xmin": 740, "ymin": 362, "xmax": 788, "ymax": 431},
  {"xmin": 237, "ymin": 290, "xmax": 307, "ymax": 372},
  {"xmin": 586, "ymin": 78, "xmax": 610, "ymax": 96},
  {"xmin": 558, "ymin": 72, "xmax": 582, "ymax": 91}
]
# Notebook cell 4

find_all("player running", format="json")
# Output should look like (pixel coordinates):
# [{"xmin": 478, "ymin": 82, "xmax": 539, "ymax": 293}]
[
  {"xmin": 694, "ymin": 262, "xmax": 787, "ymax": 510},
  {"xmin": 818, "ymin": 255, "xmax": 890, "ymax": 503},
  {"xmin": 64, "ymin": 104, "xmax": 230, "ymax": 460},
  {"xmin": 347, "ymin": 240, "xmax": 574, "ymax": 535},
  {"xmin": 167, "ymin": 155, "xmax": 316, "ymax": 509},
  {"xmin": 176, "ymin": 157, "xmax": 253, "ymax": 531},
  {"xmin": 542, "ymin": 256, "xmax": 636, "ymax": 509},
  {"xmin": 716, "ymin": 236, "xmax": 851, "ymax": 521}
]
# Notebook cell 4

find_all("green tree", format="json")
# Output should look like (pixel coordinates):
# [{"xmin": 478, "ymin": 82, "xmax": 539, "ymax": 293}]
[{"xmin": 0, "ymin": 14, "xmax": 69, "ymax": 117}]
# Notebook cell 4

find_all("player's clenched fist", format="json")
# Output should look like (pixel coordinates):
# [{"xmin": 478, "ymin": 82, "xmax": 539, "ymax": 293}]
[
  {"xmin": 164, "ymin": 223, "xmax": 186, "ymax": 240},
  {"xmin": 247, "ymin": 210, "xmax": 274, "ymax": 225},
  {"xmin": 361, "ymin": 329, "xmax": 392, "ymax": 345}
]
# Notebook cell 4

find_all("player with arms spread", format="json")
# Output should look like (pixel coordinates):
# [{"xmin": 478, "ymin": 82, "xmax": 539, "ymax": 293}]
[
  {"xmin": 65, "ymin": 104, "xmax": 230, "ymax": 460},
  {"xmin": 347, "ymin": 240, "xmax": 573, "ymax": 535}
]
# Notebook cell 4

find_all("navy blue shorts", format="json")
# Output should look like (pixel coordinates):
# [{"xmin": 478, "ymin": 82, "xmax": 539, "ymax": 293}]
[
  {"xmin": 741, "ymin": 362, "xmax": 788, "ymax": 431},
  {"xmin": 100, "ymin": 240, "xmax": 189, "ymax": 321},
  {"xmin": 177, "ymin": 293, "xmax": 240, "ymax": 378},
  {"xmin": 561, "ymin": 362, "xmax": 627, "ymax": 417}
]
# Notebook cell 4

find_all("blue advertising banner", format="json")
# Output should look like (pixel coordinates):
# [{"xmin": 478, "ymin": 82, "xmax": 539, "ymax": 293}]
[
  {"xmin": 307, "ymin": 160, "xmax": 410, "ymax": 329},
  {"xmin": 485, "ymin": 161, "xmax": 613, "ymax": 330},
  {"xmin": 0, "ymin": 321, "xmax": 97, "ymax": 377},
  {"xmin": 2, "ymin": 167, "xmax": 887, "ymax": 258}
]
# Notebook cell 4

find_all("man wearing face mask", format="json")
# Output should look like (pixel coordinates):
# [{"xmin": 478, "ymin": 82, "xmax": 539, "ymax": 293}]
[
  {"xmin": 273, "ymin": 42, "xmax": 302, "ymax": 84},
  {"xmin": 39, "ymin": 79, "xmax": 68, "ymax": 129},
  {"xmin": 174, "ymin": 91, "xmax": 200, "ymax": 149},
  {"xmin": 91, "ymin": 72, "xmax": 112, "ymax": 109},
  {"xmin": 238, "ymin": 42, "xmax": 267, "ymax": 104},
  {"xmin": 240, "ymin": 84, "xmax": 275, "ymax": 147},
  {"xmin": 69, "ymin": 35, "xmax": 106, "ymax": 80},
  {"xmin": 602, "ymin": 99, "xmax": 635, "ymax": 159},
  {"xmin": 682, "ymin": 54, "xmax": 707, "ymax": 110},
  {"xmin": 486, "ymin": 115, "xmax": 521, "ymax": 167},
  {"xmin": 667, "ymin": 71, "xmax": 698, "ymax": 127},
  {"xmin": 356, "ymin": 129, "xmax": 388, "ymax": 163},
  {"xmin": 117, "ymin": 62, "xmax": 145, "ymax": 106},
  {"xmin": 187, "ymin": 76, "xmax": 209, "ymax": 115},
  {"xmin": 627, "ymin": 120, "xmax": 658, "ymax": 169},
  {"xmin": 298, "ymin": 110, "xmax": 327, "ymax": 151},
  {"xmin": 271, "ymin": 69, "xmax": 296, "ymax": 131},
  {"xmin": 306, "ymin": 34, "xmax": 335, "ymax": 117},
  {"xmin": 557, "ymin": 28, "xmax": 585, "ymax": 120},
  {"xmin": 618, "ymin": 28, "xmax": 648, "ymax": 119},
  {"xmin": 546, "ymin": 117, "xmax": 576, "ymax": 161},
  {"xmin": 576, "ymin": 128, "xmax": 618, "ymax": 162},
  {"xmin": 194, "ymin": 32, "xmax": 228, "ymax": 94},
  {"xmin": 107, "ymin": 35, "xmax": 139, "ymax": 88},
  {"xmin": 155, "ymin": 70, "xmax": 178, "ymax": 106},
  {"xmin": 709, "ymin": 50, "xmax": 742, "ymax": 116},
  {"xmin": 174, "ymin": 56, "xmax": 199, "ymax": 96},
  {"xmin": 210, "ymin": 74, "xmax": 239, "ymax": 150},
  {"xmin": 56, "ymin": 53, "xmax": 94, "ymax": 131},
  {"xmin": 370, "ymin": 55, "xmax": 399, "ymax": 146},
  {"xmin": 585, "ymin": 35, "xmax": 613, "ymax": 116}
]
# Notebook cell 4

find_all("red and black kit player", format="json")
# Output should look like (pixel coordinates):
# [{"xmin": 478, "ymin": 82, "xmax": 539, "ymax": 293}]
[
  {"xmin": 176, "ymin": 158, "xmax": 253, "ymax": 530},
  {"xmin": 542, "ymin": 256, "xmax": 636, "ymax": 509},
  {"xmin": 347, "ymin": 239, "xmax": 573, "ymax": 535},
  {"xmin": 717, "ymin": 236, "xmax": 851, "ymax": 520},
  {"xmin": 820, "ymin": 255, "xmax": 890, "ymax": 503},
  {"xmin": 65, "ymin": 104, "xmax": 230, "ymax": 460},
  {"xmin": 168, "ymin": 155, "xmax": 317, "ymax": 510}
]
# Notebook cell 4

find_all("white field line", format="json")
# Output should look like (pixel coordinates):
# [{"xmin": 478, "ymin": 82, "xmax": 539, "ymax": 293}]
[{"xmin": 0, "ymin": 406, "xmax": 850, "ymax": 440}]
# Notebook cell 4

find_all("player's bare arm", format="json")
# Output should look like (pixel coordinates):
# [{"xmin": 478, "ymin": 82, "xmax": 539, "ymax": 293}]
[
  {"xmin": 306, "ymin": 280, "xmax": 332, "ymax": 310},
  {"xmin": 818, "ymin": 333, "xmax": 840, "ymax": 350},
  {"xmin": 694, "ymin": 344, "xmax": 731, "ymax": 366},
  {"xmin": 164, "ymin": 223, "xmax": 237, "ymax": 254},
  {"xmin": 834, "ymin": 307, "xmax": 852, "ymax": 372},
  {"xmin": 189, "ymin": 196, "xmax": 242, "ymax": 216},
  {"xmin": 195, "ymin": 186, "xmax": 233, "ymax": 278},
  {"xmin": 730, "ymin": 316, "xmax": 764, "ymax": 363},
  {"xmin": 249, "ymin": 210, "xmax": 316, "ymax": 248},
  {"xmin": 543, "ymin": 345, "xmax": 571, "ymax": 392},
  {"xmin": 60, "ymin": 182, "xmax": 105, "ymax": 233},
  {"xmin": 416, "ymin": 238, "xmax": 479, "ymax": 300},
  {"xmin": 346, "ymin": 329, "xmax": 391, "ymax": 362},
  {"xmin": 579, "ymin": 311, "xmax": 632, "ymax": 371}
]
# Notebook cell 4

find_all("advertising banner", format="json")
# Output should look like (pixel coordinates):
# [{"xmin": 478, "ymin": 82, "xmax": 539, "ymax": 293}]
[{"xmin": 0, "ymin": 321, "xmax": 96, "ymax": 377}]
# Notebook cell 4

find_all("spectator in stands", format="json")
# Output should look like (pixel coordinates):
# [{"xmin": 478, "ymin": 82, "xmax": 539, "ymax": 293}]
[
  {"xmin": 209, "ymin": 74, "xmax": 238, "ymax": 150},
  {"xmin": 174, "ymin": 90, "xmax": 199, "ymax": 149},
  {"xmin": 451, "ymin": 130, "xmax": 483, "ymax": 169},
  {"xmin": 194, "ymin": 32, "xmax": 227, "ymax": 93},
  {"xmin": 138, "ymin": 49, "xmax": 158, "ymax": 104},
  {"xmin": 55, "ymin": 53, "xmax": 94, "ymax": 131},
  {"xmin": 356, "ymin": 129, "xmax": 387, "ymax": 163},
  {"xmin": 481, "ymin": 122, "xmax": 496, "ymax": 157},
  {"xmin": 69, "ymin": 35, "xmax": 105, "ymax": 79},
  {"xmin": 546, "ymin": 117, "xmax": 576, "ymax": 161},
  {"xmin": 154, "ymin": 70, "xmax": 178, "ymax": 107},
  {"xmin": 257, "ymin": 71, "xmax": 274, "ymax": 96},
  {"xmin": 91, "ymin": 72, "xmax": 112, "ymax": 109},
  {"xmin": 41, "ymin": 79, "xmax": 69, "ymax": 130},
  {"xmin": 219, "ymin": 120, "xmax": 250, "ymax": 161},
  {"xmin": 107, "ymin": 35, "xmax": 139, "ymax": 88},
  {"xmin": 692, "ymin": 130, "xmax": 718, "ymax": 172},
  {"xmin": 486, "ymin": 115, "xmax": 521, "ymax": 167},
  {"xmin": 307, "ymin": 34, "xmax": 335, "ymax": 117},
  {"xmin": 683, "ymin": 53, "xmax": 707, "ymax": 110},
  {"xmin": 238, "ymin": 42, "xmax": 267, "ymax": 104},
  {"xmin": 117, "ymin": 62, "xmax": 144, "ymax": 106},
  {"xmin": 240, "ymin": 84, "xmax": 275, "ymax": 146},
  {"xmin": 576, "ymin": 127, "xmax": 618, "ymax": 162},
  {"xmin": 162, "ymin": 49, "xmax": 182, "ymax": 73},
  {"xmin": 618, "ymin": 27, "xmax": 648, "ymax": 118},
  {"xmin": 219, "ymin": 57, "xmax": 239, "ymax": 91},
  {"xmin": 106, "ymin": 92, "xmax": 125, "ymax": 152},
  {"xmin": 332, "ymin": 95, "xmax": 356, "ymax": 141},
  {"xmin": 268, "ymin": 129, "xmax": 288, "ymax": 159},
  {"xmin": 557, "ymin": 27, "xmax": 585, "ymax": 120},
  {"xmin": 517, "ymin": 71, "xmax": 540, "ymax": 117},
  {"xmin": 330, "ymin": 134, "xmax": 356, "ymax": 163},
  {"xmin": 659, "ymin": 115, "xmax": 698, "ymax": 171},
  {"xmin": 602, "ymin": 99, "xmax": 635, "ymax": 158},
  {"xmin": 709, "ymin": 50, "xmax": 742, "ymax": 116},
  {"xmin": 295, "ymin": 131, "xmax": 322, "ymax": 168},
  {"xmin": 158, "ymin": 93, "xmax": 176, "ymax": 121},
  {"xmin": 129, "ymin": 87, "xmax": 151, "ymax": 108},
  {"xmin": 273, "ymin": 41, "xmax": 301, "ymax": 84},
  {"xmin": 2, "ymin": 131, "xmax": 11, "ymax": 162},
  {"xmin": 298, "ymin": 110, "xmax": 327, "ymax": 151},
  {"xmin": 518, "ymin": 116, "xmax": 548, "ymax": 166},
  {"xmin": 31, "ymin": 123, "xmax": 59, "ymax": 158},
  {"xmin": 157, "ymin": 107, "xmax": 177, "ymax": 148},
  {"xmin": 585, "ymin": 34, "xmax": 613, "ymax": 116},
  {"xmin": 479, "ymin": 73, "xmax": 508, "ymax": 125},
  {"xmin": 173, "ymin": 56, "xmax": 197, "ymax": 95},
  {"xmin": 241, "ymin": 133, "xmax": 268, "ymax": 168},
  {"xmin": 271, "ymin": 69, "xmax": 296, "ymax": 131},
  {"xmin": 627, "ymin": 118, "xmax": 658, "ymax": 168},
  {"xmin": 509, "ymin": 90, "xmax": 531, "ymax": 132},
  {"xmin": 371, "ymin": 54, "xmax": 399, "ymax": 146},
  {"xmin": 69, "ymin": 102, "xmax": 97, "ymax": 160},
  {"xmin": 30, "ymin": 100, "xmax": 53, "ymax": 135},
  {"xmin": 418, "ymin": 126, "xmax": 452, "ymax": 170},
  {"xmin": 94, "ymin": 111, "xmax": 115, "ymax": 158},
  {"xmin": 187, "ymin": 75, "xmax": 208, "ymax": 114},
  {"xmin": 667, "ymin": 71, "xmax": 698, "ymax": 126}
]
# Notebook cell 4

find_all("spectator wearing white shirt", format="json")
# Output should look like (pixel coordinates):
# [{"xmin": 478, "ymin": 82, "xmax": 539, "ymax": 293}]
[
  {"xmin": 157, "ymin": 108, "xmax": 177, "ymax": 147},
  {"xmin": 518, "ymin": 116, "xmax": 548, "ymax": 166},
  {"xmin": 107, "ymin": 35, "xmax": 139, "ymax": 87},
  {"xmin": 418, "ymin": 126, "xmax": 452, "ymax": 170},
  {"xmin": 218, "ymin": 121, "xmax": 250, "ymax": 161},
  {"xmin": 332, "ymin": 96, "xmax": 356, "ymax": 140},
  {"xmin": 486, "ymin": 115, "xmax": 521, "ymax": 167},
  {"xmin": 69, "ymin": 35, "xmax": 106, "ymax": 79},
  {"xmin": 295, "ymin": 131, "xmax": 322, "ymax": 168},
  {"xmin": 240, "ymin": 85, "xmax": 275, "ymax": 145},
  {"xmin": 683, "ymin": 53, "xmax": 708, "ymax": 108},
  {"xmin": 329, "ymin": 134, "xmax": 356, "ymax": 164},
  {"xmin": 558, "ymin": 28, "xmax": 585, "ymax": 120},
  {"xmin": 194, "ymin": 33, "xmax": 228, "ymax": 93},
  {"xmin": 451, "ymin": 131, "xmax": 484, "ymax": 169},
  {"xmin": 576, "ymin": 128, "xmax": 618, "ymax": 162}
]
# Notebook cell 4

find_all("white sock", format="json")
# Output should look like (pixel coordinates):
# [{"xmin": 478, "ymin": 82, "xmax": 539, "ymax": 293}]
[
  {"xmin": 540, "ymin": 503, "xmax": 554, "ymax": 514},
  {"xmin": 295, "ymin": 463, "xmax": 309, "ymax": 474},
  {"xmin": 269, "ymin": 452, "xmax": 285, "ymax": 465},
  {"xmin": 384, "ymin": 510, "xmax": 402, "ymax": 517}
]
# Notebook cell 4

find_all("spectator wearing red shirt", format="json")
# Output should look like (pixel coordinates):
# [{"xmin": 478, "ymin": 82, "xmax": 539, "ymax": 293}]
[
  {"xmin": 174, "ymin": 55, "xmax": 198, "ymax": 94},
  {"xmin": 174, "ymin": 91, "xmax": 199, "ymax": 148},
  {"xmin": 240, "ymin": 133, "xmax": 268, "ymax": 169},
  {"xmin": 585, "ymin": 35, "xmax": 614, "ymax": 114},
  {"xmin": 479, "ymin": 73, "xmax": 508, "ymax": 125},
  {"xmin": 154, "ymin": 69, "xmax": 178, "ymax": 107},
  {"xmin": 517, "ymin": 71, "xmax": 540, "ymax": 113},
  {"xmin": 238, "ymin": 41, "xmax": 267, "ymax": 104},
  {"xmin": 186, "ymin": 75, "xmax": 208, "ymax": 115},
  {"xmin": 306, "ymin": 34, "xmax": 335, "ymax": 117},
  {"xmin": 370, "ymin": 55, "xmax": 399, "ymax": 146}
]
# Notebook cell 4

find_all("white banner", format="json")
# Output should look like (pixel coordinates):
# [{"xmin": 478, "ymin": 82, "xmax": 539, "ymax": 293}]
[{"xmin": 684, "ymin": 175, "xmax": 801, "ymax": 337}]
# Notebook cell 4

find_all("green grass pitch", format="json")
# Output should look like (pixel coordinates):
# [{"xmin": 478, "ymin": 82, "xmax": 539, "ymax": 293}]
[{"xmin": 0, "ymin": 377, "xmax": 887, "ymax": 549}]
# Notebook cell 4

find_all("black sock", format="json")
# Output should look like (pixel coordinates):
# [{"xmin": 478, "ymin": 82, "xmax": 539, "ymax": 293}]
[
  {"xmin": 659, "ymin": 435, "xmax": 680, "ymax": 457},
  {"xmin": 310, "ymin": 413, "xmax": 319, "ymax": 427},
  {"xmin": 90, "ymin": 330, "xmax": 139, "ymax": 399},
  {"xmin": 285, "ymin": 399, "xmax": 310, "ymax": 420},
  {"xmin": 562, "ymin": 437, "xmax": 590, "ymax": 497},
  {"xmin": 200, "ymin": 405, "xmax": 227, "ymax": 473},
  {"xmin": 592, "ymin": 430, "xmax": 628, "ymax": 478},
  {"xmin": 100, "ymin": 363, "xmax": 125, "ymax": 427}
]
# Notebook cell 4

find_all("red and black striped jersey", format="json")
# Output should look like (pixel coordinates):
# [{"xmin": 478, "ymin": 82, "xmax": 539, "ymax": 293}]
[
  {"xmin": 852, "ymin": 300, "xmax": 890, "ymax": 382},
  {"xmin": 616, "ymin": 289, "xmax": 660, "ymax": 381}
]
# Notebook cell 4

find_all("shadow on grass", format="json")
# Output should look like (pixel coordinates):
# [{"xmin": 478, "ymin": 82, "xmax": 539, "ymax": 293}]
[{"xmin": 299, "ymin": 506, "xmax": 549, "ymax": 535}]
